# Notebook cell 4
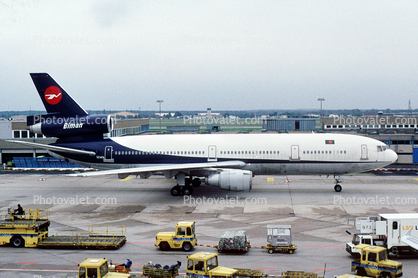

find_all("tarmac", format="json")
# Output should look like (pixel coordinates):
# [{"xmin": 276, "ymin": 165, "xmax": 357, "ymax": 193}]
[{"xmin": 0, "ymin": 172, "xmax": 418, "ymax": 278}]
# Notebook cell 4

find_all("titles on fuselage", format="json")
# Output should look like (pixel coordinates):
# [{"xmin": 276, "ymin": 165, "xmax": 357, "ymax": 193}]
[{"xmin": 63, "ymin": 123, "xmax": 84, "ymax": 129}]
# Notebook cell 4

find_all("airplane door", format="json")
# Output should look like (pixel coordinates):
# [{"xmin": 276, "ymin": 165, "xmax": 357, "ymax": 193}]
[
  {"xmin": 361, "ymin": 144, "xmax": 368, "ymax": 160},
  {"xmin": 208, "ymin": 145, "xmax": 217, "ymax": 161},
  {"xmin": 104, "ymin": 146, "xmax": 114, "ymax": 163},
  {"xmin": 291, "ymin": 145, "xmax": 299, "ymax": 160}
]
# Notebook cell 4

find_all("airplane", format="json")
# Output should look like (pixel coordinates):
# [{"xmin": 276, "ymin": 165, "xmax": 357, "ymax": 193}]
[{"xmin": 8, "ymin": 73, "xmax": 398, "ymax": 196}]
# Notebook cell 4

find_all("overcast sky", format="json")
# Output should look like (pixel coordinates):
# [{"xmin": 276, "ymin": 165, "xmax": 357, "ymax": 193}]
[{"xmin": 1, "ymin": 0, "xmax": 418, "ymax": 112}]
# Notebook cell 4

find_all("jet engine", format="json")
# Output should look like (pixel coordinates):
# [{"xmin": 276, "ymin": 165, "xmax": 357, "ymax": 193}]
[
  {"xmin": 205, "ymin": 169, "xmax": 252, "ymax": 191},
  {"xmin": 29, "ymin": 115, "xmax": 113, "ymax": 138}
]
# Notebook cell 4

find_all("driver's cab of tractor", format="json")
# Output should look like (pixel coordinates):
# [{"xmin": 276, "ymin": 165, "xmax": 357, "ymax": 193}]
[{"xmin": 78, "ymin": 258, "xmax": 131, "ymax": 278}]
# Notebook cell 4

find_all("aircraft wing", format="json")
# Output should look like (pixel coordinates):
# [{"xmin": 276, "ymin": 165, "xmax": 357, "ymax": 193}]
[
  {"xmin": 68, "ymin": 161, "xmax": 246, "ymax": 177},
  {"xmin": 401, "ymin": 227, "xmax": 418, "ymax": 250},
  {"xmin": 6, "ymin": 140, "xmax": 96, "ymax": 156}
]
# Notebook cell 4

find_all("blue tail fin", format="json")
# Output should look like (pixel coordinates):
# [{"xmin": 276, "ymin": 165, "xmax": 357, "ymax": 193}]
[{"xmin": 30, "ymin": 73, "xmax": 88, "ymax": 117}]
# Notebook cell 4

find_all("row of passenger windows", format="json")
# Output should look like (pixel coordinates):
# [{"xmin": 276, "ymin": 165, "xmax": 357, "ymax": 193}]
[
  {"xmin": 219, "ymin": 150, "xmax": 279, "ymax": 155},
  {"xmin": 326, "ymin": 124, "xmax": 417, "ymax": 129},
  {"xmin": 115, "ymin": 150, "xmax": 347, "ymax": 156},
  {"xmin": 115, "ymin": 150, "xmax": 205, "ymax": 155},
  {"xmin": 303, "ymin": 150, "xmax": 347, "ymax": 154}
]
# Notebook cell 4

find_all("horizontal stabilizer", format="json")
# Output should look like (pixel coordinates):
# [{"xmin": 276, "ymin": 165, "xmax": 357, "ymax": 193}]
[
  {"xmin": 6, "ymin": 140, "xmax": 96, "ymax": 156},
  {"xmin": 401, "ymin": 227, "xmax": 418, "ymax": 251},
  {"xmin": 68, "ymin": 161, "xmax": 246, "ymax": 177}
]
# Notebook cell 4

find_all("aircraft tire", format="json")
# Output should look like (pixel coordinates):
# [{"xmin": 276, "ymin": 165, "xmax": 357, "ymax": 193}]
[
  {"xmin": 170, "ymin": 186, "xmax": 181, "ymax": 196},
  {"xmin": 183, "ymin": 186, "xmax": 193, "ymax": 196},
  {"xmin": 192, "ymin": 178, "xmax": 201, "ymax": 187},
  {"xmin": 334, "ymin": 184, "xmax": 342, "ymax": 192}
]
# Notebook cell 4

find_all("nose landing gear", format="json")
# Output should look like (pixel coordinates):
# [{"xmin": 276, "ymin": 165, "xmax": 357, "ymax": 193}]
[{"xmin": 334, "ymin": 175, "xmax": 342, "ymax": 192}]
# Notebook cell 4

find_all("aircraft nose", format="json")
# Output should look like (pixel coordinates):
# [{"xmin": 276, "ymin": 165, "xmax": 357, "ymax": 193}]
[{"xmin": 388, "ymin": 149, "xmax": 398, "ymax": 163}]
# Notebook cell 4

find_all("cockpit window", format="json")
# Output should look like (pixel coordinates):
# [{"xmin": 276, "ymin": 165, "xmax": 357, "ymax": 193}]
[{"xmin": 377, "ymin": 145, "xmax": 387, "ymax": 152}]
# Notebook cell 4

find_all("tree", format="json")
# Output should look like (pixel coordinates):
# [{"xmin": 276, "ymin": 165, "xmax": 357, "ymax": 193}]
[{"xmin": 351, "ymin": 109, "xmax": 362, "ymax": 117}]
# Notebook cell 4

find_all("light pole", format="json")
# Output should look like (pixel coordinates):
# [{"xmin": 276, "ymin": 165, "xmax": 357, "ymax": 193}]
[
  {"xmin": 317, "ymin": 97, "xmax": 325, "ymax": 129},
  {"xmin": 156, "ymin": 100, "xmax": 164, "ymax": 132}
]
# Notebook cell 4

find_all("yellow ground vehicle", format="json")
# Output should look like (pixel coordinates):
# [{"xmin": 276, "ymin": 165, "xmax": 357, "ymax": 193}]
[
  {"xmin": 0, "ymin": 207, "xmax": 126, "ymax": 249},
  {"xmin": 186, "ymin": 252, "xmax": 269, "ymax": 278},
  {"xmin": 155, "ymin": 221, "xmax": 197, "ymax": 251},
  {"xmin": 351, "ymin": 244, "xmax": 402, "ymax": 278},
  {"xmin": 0, "ymin": 207, "xmax": 49, "ymax": 247},
  {"xmin": 78, "ymin": 258, "xmax": 131, "ymax": 278},
  {"xmin": 186, "ymin": 252, "xmax": 239, "ymax": 278}
]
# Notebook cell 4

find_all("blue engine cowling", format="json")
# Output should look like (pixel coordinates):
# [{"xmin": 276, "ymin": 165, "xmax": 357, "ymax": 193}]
[{"xmin": 29, "ymin": 115, "xmax": 113, "ymax": 138}]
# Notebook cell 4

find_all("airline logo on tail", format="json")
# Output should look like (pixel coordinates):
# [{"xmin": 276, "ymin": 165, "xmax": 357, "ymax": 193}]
[{"xmin": 44, "ymin": 86, "xmax": 62, "ymax": 105}]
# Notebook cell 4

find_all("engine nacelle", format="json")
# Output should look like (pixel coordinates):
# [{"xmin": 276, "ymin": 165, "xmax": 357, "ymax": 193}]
[
  {"xmin": 205, "ymin": 169, "xmax": 253, "ymax": 191},
  {"xmin": 29, "ymin": 115, "xmax": 113, "ymax": 138}
]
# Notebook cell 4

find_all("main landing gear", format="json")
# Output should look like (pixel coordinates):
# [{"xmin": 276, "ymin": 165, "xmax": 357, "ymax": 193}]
[
  {"xmin": 334, "ymin": 175, "xmax": 342, "ymax": 192},
  {"xmin": 170, "ymin": 173, "xmax": 202, "ymax": 196}
]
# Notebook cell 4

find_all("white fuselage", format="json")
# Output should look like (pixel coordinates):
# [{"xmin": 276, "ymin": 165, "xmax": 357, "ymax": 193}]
[{"xmin": 65, "ymin": 133, "xmax": 397, "ymax": 176}]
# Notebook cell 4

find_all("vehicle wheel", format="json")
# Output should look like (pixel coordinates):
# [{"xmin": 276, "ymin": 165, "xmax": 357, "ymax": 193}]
[
  {"xmin": 11, "ymin": 235, "xmax": 24, "ymax": 247},
  {"xmin": 357, "ymin": 267, "xmax": 366, "ymax": 276},
  {"xmin": 192, "ymin": 178, "xmax": 201, "ymax": 187},
  {"xmin": 217, "ymin": 249, "xmax": 223, "ymax": 253},
  {"xmin": 268, "ymin": 249, "xmax": 273, "ymax": 254},
  {"xmin": 381, "ymin": 273, "xmax": 391, "ymax": 278},
  {"xmin": 334, "ymin": 184, "xmax": 342, "ymax": 192},
  {"xmin": 289, "ymin": 249, "xmax": 294, "ymax": 254},
  {"xmin": 182, "ymin": 242, "xmax": 193, "ymax": 252},
  {"xmin": 170, "ymin": 186, "xmax": 181, "ymax": 196},
  {"xmin": 183, "ymin": 186, "xmax": 193, "ymax": 196},
  {"xmin": 159, "ymin": 242, "xmax": 169, "ymax": 251}
]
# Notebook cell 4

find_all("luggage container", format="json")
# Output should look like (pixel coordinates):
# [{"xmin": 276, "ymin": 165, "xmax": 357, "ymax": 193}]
[{"xmin": 262, "ymin": 225, "xmax": 297, "ymax": 254}]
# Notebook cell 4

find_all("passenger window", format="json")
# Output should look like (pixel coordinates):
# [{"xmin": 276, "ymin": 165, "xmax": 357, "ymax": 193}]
[
  {"xmin": 187, "ymin": 227, "xmax": 191, "ymax": 236},
  {"xmin": 393, "ymin": 221, "xmax": 398, "ymax": 230}
]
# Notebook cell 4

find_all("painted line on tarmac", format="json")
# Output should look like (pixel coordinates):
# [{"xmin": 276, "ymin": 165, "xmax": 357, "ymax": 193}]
[
  {"xmin": 0, "ymin": 268, "xmax": 76, "ymax": 273},
  {"xmin": 302, "ymin": 245, "xmax": 343, "ymax": 248},
  {"xmin": 19, "ymin": 262, "xmax": 38, "ymax": 265},
  {"xmin": 0, "ymin": 268, "xmax": 144, "ymax": 275},
  {"xmin": 127, "ymin": 241, "xmax": 155, "ymax": 244}
]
